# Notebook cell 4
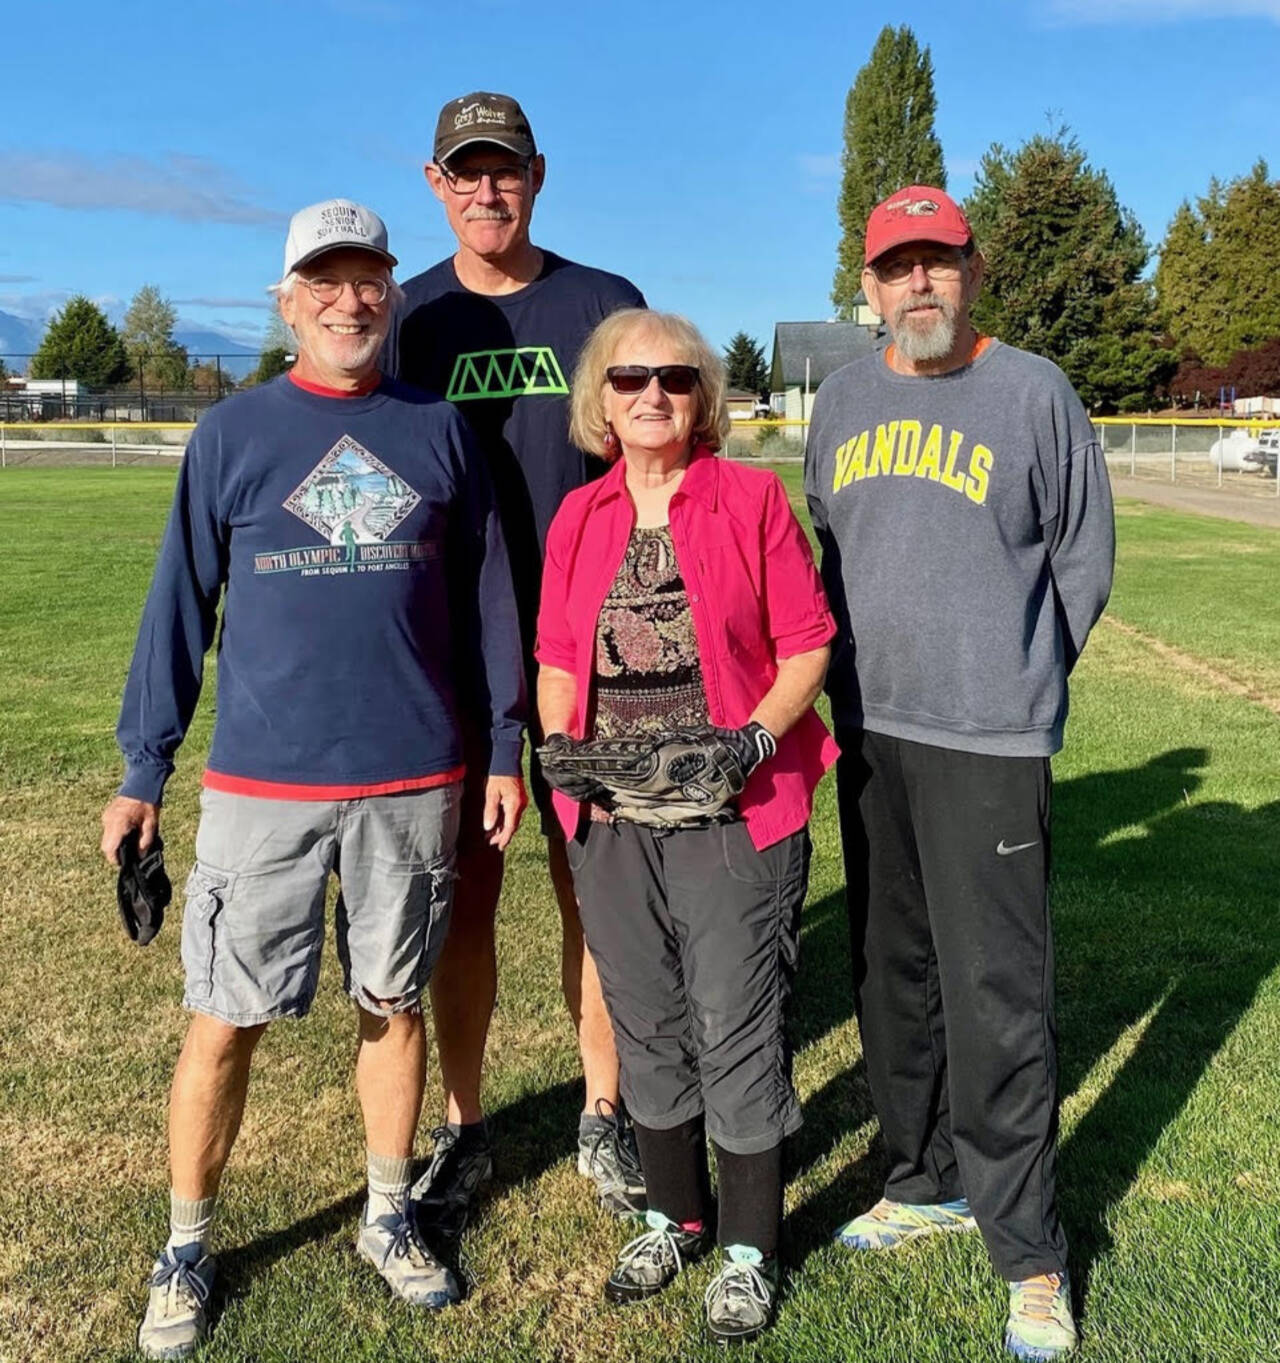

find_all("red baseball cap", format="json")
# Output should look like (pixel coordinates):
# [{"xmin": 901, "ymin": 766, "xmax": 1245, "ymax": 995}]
[{"xmin": 864, "ymin": 185, "xmax": 972, "ymax": 265}]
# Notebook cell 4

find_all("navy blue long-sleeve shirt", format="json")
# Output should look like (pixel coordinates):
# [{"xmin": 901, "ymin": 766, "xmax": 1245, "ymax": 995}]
[{"xmin": 117, "ymin": 373, "xmax": 526, "ymax": 804}]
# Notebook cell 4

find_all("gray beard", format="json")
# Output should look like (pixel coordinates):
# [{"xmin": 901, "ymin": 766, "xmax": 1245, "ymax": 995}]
[{"xmin": 890, "ymin": 294, "xmax": 959, "ymax": 363}]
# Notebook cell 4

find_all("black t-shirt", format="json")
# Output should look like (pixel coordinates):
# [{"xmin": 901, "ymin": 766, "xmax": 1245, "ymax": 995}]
[{"xmin": 394, "ymin": 250, "xmax": 644, "ymax": 638}]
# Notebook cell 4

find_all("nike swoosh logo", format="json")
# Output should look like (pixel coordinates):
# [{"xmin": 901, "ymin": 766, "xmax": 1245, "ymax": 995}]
[{"xmin": 996, "ymin": 840, "xmax": 1039, "ymax": 856}]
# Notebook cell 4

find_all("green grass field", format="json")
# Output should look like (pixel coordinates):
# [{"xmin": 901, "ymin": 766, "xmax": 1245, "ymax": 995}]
[{"xmin": 1, "ymin": 467, "xmax": 1277, "ymax": 1363}]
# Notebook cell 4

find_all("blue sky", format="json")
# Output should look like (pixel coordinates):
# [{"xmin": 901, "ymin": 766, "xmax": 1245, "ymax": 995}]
[{"xmin": 3, "ymin": 0, "xmax": 1278, "ymax": 356}]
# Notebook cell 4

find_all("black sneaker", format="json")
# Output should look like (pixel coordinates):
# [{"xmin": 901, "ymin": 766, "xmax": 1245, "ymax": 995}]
[
  {"xmin": 411, "ymin": 1123, "xmax": 493, "ymax": 1240},
  {"xmin": 604, "ymin": 1210, "xmax": 711, "ymax": 1304},
  {"xmin": 578, "ymin": 1100, "xmax": 648, "ymax": 1216}
]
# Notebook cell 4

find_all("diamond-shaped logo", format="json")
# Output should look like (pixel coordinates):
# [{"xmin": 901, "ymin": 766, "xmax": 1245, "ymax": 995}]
[{"xmin": 283, "ymin": 436, "xmax": 420, "ymax": 545}]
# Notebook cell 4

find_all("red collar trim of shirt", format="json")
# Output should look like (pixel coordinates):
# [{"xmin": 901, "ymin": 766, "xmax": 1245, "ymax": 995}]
[
  {"xmin": 884, "ymin": 333, "xmax": 991, "ymax": 373},
  {"xmin": 288, "ymin": 370, "xmax": 382, "ymax": 398}
]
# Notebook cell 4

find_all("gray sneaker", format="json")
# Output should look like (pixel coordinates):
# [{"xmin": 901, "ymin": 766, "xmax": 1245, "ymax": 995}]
[
  {"xmin": 578, "ymin": 1101, "xmax": 647, "ymax": 1216},
  {"xmin": 137, "ymin": 1245, "xmax": 216, "ymax": 1359},
  {"xmin": 356, "ymin": 1205, "xmax": 461, "ymax": 1308},
  {"xmin": 704, "ymin": 1245, "xmax": 779, "ymax": 1344},
  {"xmin": 411, "ymin": 1123, "xmax": 494, "ymax": 1239},
  {"xmin": 604, "ymin": 1209, "xmax": 711, "ymax": 1304}
]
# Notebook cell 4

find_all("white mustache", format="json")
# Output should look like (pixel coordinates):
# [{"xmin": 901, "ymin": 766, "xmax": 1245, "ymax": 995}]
[{"xmin": 463, "ymin": 208, "xmax": 513, "ymax": 222}]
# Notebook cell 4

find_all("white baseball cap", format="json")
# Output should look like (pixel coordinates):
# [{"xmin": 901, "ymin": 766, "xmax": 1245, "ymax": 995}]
[{"xmin": 282, "ymin": 198, "xmax": 398, "ymax": 276}]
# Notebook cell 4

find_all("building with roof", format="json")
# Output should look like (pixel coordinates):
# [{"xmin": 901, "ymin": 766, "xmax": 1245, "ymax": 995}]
[{"xmin": 769, "ymin": 316, "xmax": 882, "ymax": 437}]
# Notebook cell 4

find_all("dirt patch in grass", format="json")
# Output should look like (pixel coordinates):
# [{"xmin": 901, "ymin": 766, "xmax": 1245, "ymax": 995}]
[{"xmin": 1102, "ymin": 615, "xmax": 1280, "ymax": 717}]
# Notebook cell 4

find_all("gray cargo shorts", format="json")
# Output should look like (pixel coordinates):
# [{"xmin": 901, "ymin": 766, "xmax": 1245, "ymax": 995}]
[
  {"xmin": 181, "ymin": 784, "xmax": 461, "ymax": 1026},
  {"xmin": 569, "ymin": 818, "xmax": 810, "ymax": 1156}
]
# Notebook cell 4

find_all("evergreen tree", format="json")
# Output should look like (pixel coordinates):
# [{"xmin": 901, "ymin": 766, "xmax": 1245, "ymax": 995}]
[
  {"xmin": 1155, "ymin": 161, "xmax": 1280, "ymax": 366},
  {"xmin": 250, "ymin": 347, "xmax": 292, "ymax": 385},
  {"xmin": 832, "ymin": 25, "xmax": 945, "ymax": 319},
  {"xmin": 722, "ymin": 331, "xmax": 768, "ymax": 396},
  {"xmin": 30, "ymin": 296, "xmax": 130, "ymax": 387},
  {"xmin": 122, "ymin": 284, "xmax": 190, "ymax": 391},
  {"xmin": 965, "ymin": 127, "xmax": 1173, "ymax": 412}
]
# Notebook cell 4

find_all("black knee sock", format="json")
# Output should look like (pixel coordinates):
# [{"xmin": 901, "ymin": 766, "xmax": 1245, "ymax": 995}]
[
  {"xmin": 713, "ymin": 1141, "xmax": 782, "ymax": 1256},
  {"xmin": 633, "ymin": 1116, "xmax": 711, "ymax": 1226}
]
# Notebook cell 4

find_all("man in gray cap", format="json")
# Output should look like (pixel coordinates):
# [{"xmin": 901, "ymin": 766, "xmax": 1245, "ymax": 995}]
[
  {"xmin": 393, "ymin": 93, "xmax": 647, "ymax": 1229},
  {"xmin": 101, "ymin": 198, "xmax": 526, "ymax": 1357}
]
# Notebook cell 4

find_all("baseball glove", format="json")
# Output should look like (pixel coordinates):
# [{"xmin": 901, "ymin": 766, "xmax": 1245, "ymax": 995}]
[{"xmin": 537, "ymin": 724, "xmax": 775, "ymax": 829}]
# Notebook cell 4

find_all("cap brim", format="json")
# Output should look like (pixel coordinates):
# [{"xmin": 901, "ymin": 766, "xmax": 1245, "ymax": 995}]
[
  {"xmin": 866, "ymin": 223, "xmax": 971, "ymax": 265},
  {"xmin": 436, "ymin": 134, "xmax": 535, "ymax": 165},
  {"xmin": 288, "ymin": 243, "xmax": 398, "ymax": 273}
]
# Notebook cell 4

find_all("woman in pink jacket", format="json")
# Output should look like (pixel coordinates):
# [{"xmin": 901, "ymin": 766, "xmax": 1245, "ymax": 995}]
[{"xmin": 535, "ymin": 309, "xmax": 837, "ymax": 1343}]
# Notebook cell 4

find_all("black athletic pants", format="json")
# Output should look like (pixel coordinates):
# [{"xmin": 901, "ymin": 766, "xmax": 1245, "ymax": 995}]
[{"xmin": 836, "ymin": 727, "xmax": 1068, "ymax": 1280}]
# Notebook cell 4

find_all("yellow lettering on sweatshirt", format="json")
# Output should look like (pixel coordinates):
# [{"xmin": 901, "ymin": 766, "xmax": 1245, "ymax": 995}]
[
  {"xmin": 915, "ymin": 423, "xmax": 943, "ymax": 481},
  {"xmin": 893, "ymin": 420, "xmax": 922, "ymax": 476},
  {"xmin": 869, "ymin": 422, "xmax": 898, "ymax": 477},
  {"xmin": 940, "ymin": 429, "xmax": 967, "ymax": 492},
  {"xmin": 966, "ymin": 444, "xmax": 993, "ymax": 505}
]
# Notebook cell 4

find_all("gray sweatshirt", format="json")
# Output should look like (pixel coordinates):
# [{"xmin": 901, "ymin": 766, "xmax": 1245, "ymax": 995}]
[{"xmin": 804, "ymin": 339, "xmax": 1114, "ymax": 757}]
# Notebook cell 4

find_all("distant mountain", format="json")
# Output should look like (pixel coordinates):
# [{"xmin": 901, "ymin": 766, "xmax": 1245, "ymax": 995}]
[
  {"xmin": 174, "ymin": 330, "xmax": 261, "ymax": 379},
  {"xmin": 0, "ymin": 310, "xmax": 44, "ymax": 365}
]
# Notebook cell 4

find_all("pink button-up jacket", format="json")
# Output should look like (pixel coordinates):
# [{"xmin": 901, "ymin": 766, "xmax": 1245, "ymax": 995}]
[{"xmin": 535, "ymin": 447, "xmax": 839, "ymax": 850}]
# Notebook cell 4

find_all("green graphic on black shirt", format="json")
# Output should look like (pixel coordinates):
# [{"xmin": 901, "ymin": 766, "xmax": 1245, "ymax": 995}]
[{"xmin": 446, "ymin": 346, "xmax": 569, "ymax": 402}]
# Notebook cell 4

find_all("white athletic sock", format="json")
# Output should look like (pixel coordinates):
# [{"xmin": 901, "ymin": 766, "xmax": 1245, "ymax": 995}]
[
  {"xmin": 366, "ymin": 1151, "xmax": 413, "ymax": 1222},
  {"xmin": 166, "ymin": 1193, "xmax": 216, "ymax": 1256}
]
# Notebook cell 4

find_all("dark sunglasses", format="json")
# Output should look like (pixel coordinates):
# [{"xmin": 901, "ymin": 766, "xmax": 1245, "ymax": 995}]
[{"xmin": 605, "ymin": 364, "xmax": 700, "ymax": 395}]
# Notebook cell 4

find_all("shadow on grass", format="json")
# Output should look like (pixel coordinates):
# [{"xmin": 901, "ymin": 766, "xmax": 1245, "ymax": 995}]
[
  {"xmin": 781, "ymin": 745, "xmax": 1280, "ymax": 1292},
  {"xmin": 1052, "ymin": 748, "xmax": 1280, "ymax": 1300}
]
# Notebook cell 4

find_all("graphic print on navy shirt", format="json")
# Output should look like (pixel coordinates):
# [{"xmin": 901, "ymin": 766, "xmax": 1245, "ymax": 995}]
[{"xmin": 251, "ymin": 434, "xmax": 438, "ymax": 577}]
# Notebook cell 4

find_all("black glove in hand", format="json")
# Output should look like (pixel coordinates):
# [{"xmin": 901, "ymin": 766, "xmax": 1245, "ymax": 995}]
[
  {"xmin": 537, "ymin": 732, "xmax": 612, "ymax": 804},
  {"xmin": 697, "ymin": 721, "xmax": 777, "ymax": 778},
  {"xmin": 117, "ymin": 830, "xmax": 171, "ymax": 946}
]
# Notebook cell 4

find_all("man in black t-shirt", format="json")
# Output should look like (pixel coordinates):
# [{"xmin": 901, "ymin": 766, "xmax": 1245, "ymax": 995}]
[{"xmin": 394, "ymin": 92, "xmax": 646, "ymax": 1231}]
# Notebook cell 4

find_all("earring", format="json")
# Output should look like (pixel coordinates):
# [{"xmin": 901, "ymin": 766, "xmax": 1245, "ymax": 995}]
[{"xmin": 603, "ymin": 425, "xmax": 620, "ymax": 456}]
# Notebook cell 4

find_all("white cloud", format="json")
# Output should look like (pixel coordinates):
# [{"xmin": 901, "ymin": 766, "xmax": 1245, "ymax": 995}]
[
  {"xmin": 172, "ymin": 296, "xmax": 271, "ymax": 310},
  {"xmin": 0, "ymin": 150, "xmax": 285, "ymax": 226},
  {"xmin": 1044, "ymin": 0, "xmax": 1279, "ymax": 22}
]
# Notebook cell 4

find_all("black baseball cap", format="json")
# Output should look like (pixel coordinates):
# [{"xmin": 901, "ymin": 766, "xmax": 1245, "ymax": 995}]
[{"xmin": 433, "ymin": 92, "xmax": 536, "ymax": 166}]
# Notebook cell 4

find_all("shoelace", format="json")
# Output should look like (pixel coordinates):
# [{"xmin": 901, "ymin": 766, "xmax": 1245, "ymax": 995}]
[
  {"xmin": 152, "ymin": 1254, "xmax": 211, "ymax": 1310},
  {"xmin": 616, "ymin": 1225, "xmax": 684, "ymax": 1276},
  {"xmin": 376, "ymin": 1214, "xmax": 433, "ymax": 1271},
  {"xmin": 704, "ymin": 1260, "xmax": 771, "ymax": 1317},
  {"xmin": 1014, "ymin": 1273, "xmax": 1065, "ymax": 1322}
]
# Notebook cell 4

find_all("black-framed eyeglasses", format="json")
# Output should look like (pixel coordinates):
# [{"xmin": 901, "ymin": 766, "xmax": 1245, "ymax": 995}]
[
  {"xmin": 299, "ymin": 276, "xmax": 390, "ymax": 305},
  {"xmin": 439, "ymin": 163, "xmax": 530, "ymax": 194},
  {"xmin": 606, "ymin": 365, "xmax": 700, "ymax": 395},
  {"xmin": 870, "ymin": 250, "xmax": 967, "ymax": 285}
]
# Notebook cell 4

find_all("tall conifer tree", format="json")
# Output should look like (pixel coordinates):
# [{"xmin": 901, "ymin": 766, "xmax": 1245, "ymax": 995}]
[{"xmin": 832, "ymin": 25, "xmax": 945, "ymax": 318}]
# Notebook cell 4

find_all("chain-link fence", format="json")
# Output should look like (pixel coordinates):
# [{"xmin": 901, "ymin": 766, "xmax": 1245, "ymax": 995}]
[
  {"xmin": 1094, "ymin": 417, "xmax": 1280, "ymax": 499},
  {"xmin": 0, "ymin": 353, "xmax": 264, "ymax": 423},
  {"xmin": 0, "ymin": 422, "xmax": 191, "ymax": 467}
]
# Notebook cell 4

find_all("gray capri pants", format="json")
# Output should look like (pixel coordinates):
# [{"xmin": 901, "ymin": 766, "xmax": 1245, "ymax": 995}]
[
  {"xmin": 181, "ymin": 784, "xmax": 460, "ymax": 1026},
  {"xmin": 568, "ymin": 817, "xmax": 810, "ymax": 1155}
]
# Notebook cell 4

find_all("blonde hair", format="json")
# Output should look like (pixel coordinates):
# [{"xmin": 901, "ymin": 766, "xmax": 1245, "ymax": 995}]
[{"xmin": 569, "ymin": 309, "xmax": 731, "ymax": 460}]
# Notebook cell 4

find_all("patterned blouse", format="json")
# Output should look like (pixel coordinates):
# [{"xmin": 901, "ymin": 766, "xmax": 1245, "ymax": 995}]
[{"xmin": 592, "ymin": 525, "xmax": 710, "ymax": 740}]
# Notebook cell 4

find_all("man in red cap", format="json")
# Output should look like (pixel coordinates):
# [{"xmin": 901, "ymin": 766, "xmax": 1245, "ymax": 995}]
[{"xmin": 805, "ymin": 186, "xmax": 1115, "ymax": 1360}]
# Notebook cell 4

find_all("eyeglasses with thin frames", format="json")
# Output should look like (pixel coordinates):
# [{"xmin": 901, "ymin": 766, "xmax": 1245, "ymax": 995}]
[
  {"xmin": 439, "ymin": 163, "xmax": 530, "ymax": 194},
  {"xmin": 299, "ymin": 276, "xmax": 390, "ymax": 306},
  {"xmin": 870, "ymin": 250, "xmax": 967, "ymax": 285},
  {"xmin": 605, "ymin": 365, "xmax": 701, "ymax": 396}
]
